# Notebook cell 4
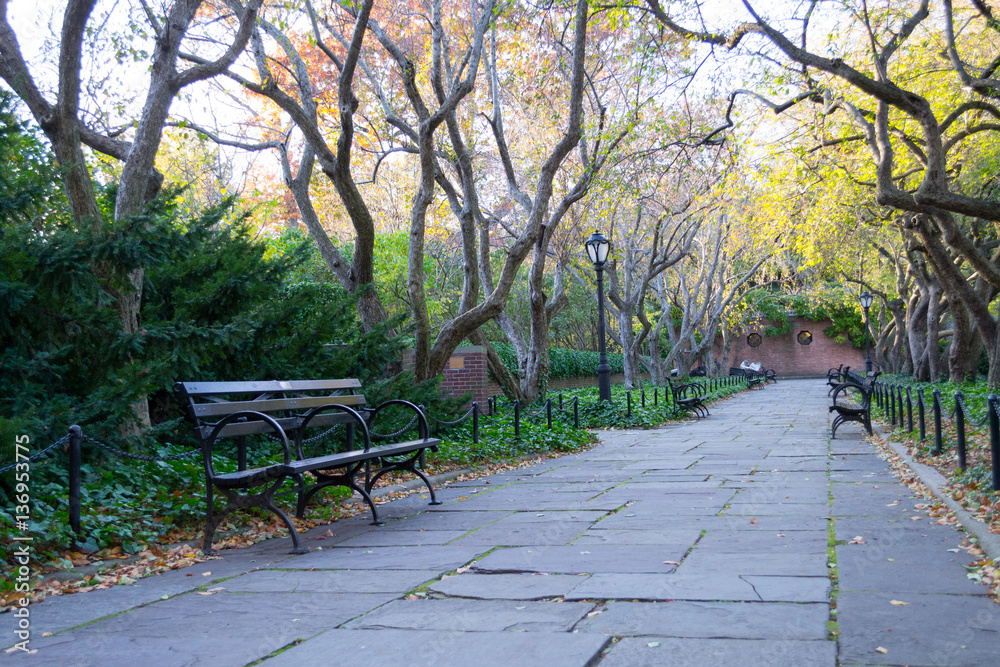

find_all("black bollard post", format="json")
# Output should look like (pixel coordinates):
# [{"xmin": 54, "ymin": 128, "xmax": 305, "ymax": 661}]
[
  {"xmin": 956, "ymin": 391, "xmax": 967, "ymax": 471},
  {"xmin": 573, "ymin": 396, "xmax": 579, "ymax": 428},
  {"xmin": 472, "ymin": 402, "xmax": 480, "ymax": 444},
  {"xmin": 546, "ymin": 399, "xmax": 552, "ymax": 429},
  {"xmin": 654, "ymin": 386, "xmax": 658, "ymax": 407},
  {"xmin": 906, "ymin": 386, "xmax": 914, "ymax": 433},
  {"xmin": 641, "ymin": 388, "xmax": 646, "ymax": 408},
  {"xmin": 933, "ymin": 389, "xmax": 943, "ymax": 455},
  {"xmin": 889, "ymin": 384, "xmax": 896, "ymax": 426},
  {"xmin": 989, "ymin": 394, "xmax": 1000, "ymax": 491},
  {"xmin": 627, "ymin": 391, "xmax": 632, "ymax": 418},
  {"xmin": 918, "ymin": 387, "xmax": 926, "ymax": 441},
  {"xmin": 68, "ymin": 425, "xmax": 82, "ymax": 539}
]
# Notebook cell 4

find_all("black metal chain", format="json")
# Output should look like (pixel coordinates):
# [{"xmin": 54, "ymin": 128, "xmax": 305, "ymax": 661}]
[
  {"xmin": 371, "ymin": 414, "xmax": 421, "ymax": 439},
  {"xmin": 83, "ymin": 434, "xmax": 200, "ymax": 461},
  {"xmin": 0, "ymin": 435, "xmax": 70, "ymax": 474},
  {"xmin": 425, "ymin": 408, "xmax": 473, "ymax": 427},
  {"xmin": 956, "ymin": 394, "xmax": 990, "ymax": 428}
]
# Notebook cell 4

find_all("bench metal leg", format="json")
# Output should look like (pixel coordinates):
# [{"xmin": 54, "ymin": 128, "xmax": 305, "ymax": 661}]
[{"xmin": 365, "ymin": 452, "xmax": 441, "ymax": 505}]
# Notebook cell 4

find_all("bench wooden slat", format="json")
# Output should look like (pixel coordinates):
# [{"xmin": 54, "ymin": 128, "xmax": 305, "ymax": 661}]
[
  {"xmin": 190, "ymin": 394, "xmax": 366, "ymax": 418},
  {"xmin": 178, "ymin": 379, "xmax": 363, "ymax": 396},
  {"xmin": 214, "ymin": 464, "xmax": 289, "ymax": 489},
  {"xmin": 194, "ymin": 411, "xmax": 358, "ymax": 441},
  {"xmin": 283, "ymin": 439, "xmax": 441, "ymax": 475}
]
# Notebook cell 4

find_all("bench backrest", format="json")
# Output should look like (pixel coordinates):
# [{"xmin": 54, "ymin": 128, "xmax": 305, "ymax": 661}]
[{"xmin": 174, "ymin": 379, "xmax": 366, "ymax": 443}]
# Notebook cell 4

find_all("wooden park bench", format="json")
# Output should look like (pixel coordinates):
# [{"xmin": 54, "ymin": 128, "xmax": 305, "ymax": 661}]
[
  {"xmin": 829, "ymin": 371, "xmax": 881, "ymax": 438},
  {"xmin": 174, "ymin": 379, "xmax": 441, "ymax": 554},
  {"xmin": 729, "ymin": 367, "xmax": 765, "ymax": 388},
  {"xmin": 669, "ymin": 380, "xmax": 710, "ymax": 418}
]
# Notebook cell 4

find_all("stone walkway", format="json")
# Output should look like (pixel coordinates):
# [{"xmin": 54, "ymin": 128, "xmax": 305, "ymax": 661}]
[{"xmin": 5, "ymin": 379, "xmax": 1000, "ymax": 665}]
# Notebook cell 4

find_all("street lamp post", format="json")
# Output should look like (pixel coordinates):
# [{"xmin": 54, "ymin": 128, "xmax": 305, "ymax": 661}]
[
  {"xmin": 860, "ymin": 291, "xmax": 873, "ymax": 374},
  {"xmin": 585, "ymin": 230, "xmax": 612, "ymax": 401}
]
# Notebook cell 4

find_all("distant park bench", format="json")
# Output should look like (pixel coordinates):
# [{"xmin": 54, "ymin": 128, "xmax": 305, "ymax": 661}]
[
  {"xmin": 175, "ymin": 379, "xmax": 440, "ymax": 554},
  {"xmin": 669, "ymin": 380, "xmax": 710, "ymax": 418},
  {"xmin": 729, "ymin": 366, "xmax": 775, "ymax": 388},
  {"xmin": 829, "ymin": 370, "xmax": 881, "ymax": 438}
]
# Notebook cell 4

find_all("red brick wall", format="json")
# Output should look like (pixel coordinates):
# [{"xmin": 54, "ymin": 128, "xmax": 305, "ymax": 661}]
[
  {"xmin": 402, "ymin": 346, "xmax": 491, "ymax": 405},
  {"xmin": 716, "ymin": 317, "xmax": 867, "ymax": 377}
]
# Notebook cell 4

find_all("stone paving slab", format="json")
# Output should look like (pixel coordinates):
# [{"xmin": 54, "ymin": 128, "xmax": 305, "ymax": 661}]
[
  {"xmin": 272, "ymin": 545, "xmax": 487, "ymax": 570},
  {"xmin": 694, "ymin": 529, "xmax": 828, "ymax": 554},
  {"xmin": 472, "ymin": 544, "xmax": 686, "ymax": 574},
  {"xmin": 223, "ymin": 568, "xmax": 440, "ymax": 593},
  {"xmin": 837, "ymin": 591, "xmax": 1000, "ymax": 665},
  {"xmin": 428, "ymin": 573, "xmax": 587, "ymax": 600},
  {"xmin": 677, "ymin": 551, "xmax": 829, "ymax": 577},
  {"xmin": 572, "ymin": 528, "xmax": 703, "ymax": 546},
  {"xmin": 598, "ymin": 637, "xmax": 837, "ymax": 667},
  {"xmin": 259, "ymin": 629, "xmax": 609, "ymax": 667},
  {"xmin": 563, "ymin": 572, "xmax": 826, "ymax": 602},
  {"xmin": 342, "ymin": 598, "xmax": 595, "ymax": 632},
  {"xmin": 578, "ymin": 600, "xmax": 830, "ymax": 639}
]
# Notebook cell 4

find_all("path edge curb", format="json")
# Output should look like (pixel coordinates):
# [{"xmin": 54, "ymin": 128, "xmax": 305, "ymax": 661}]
[{"xmin": 876, "ymin": 429, "xmax": 1000, "ymax": 561}]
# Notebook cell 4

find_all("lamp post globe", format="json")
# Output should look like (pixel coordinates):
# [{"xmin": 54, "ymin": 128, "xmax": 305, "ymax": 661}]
[
  {"xmin": 586, "ymin": 230, "xmax": 612, "ymax": 401},
  {"xmin": 860, "ymin": 291, "xmax": 873, "ymax": 373}
]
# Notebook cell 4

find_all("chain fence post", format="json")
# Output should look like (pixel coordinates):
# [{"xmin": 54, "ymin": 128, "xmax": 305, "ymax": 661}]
[
  {"xmin": 68, "ymin": 425, "xmax": 82, "ymax": 539},
  {"xmin": 654, "ymin": 385, "xmax": 658, "ymax": 407},
  {"xmin": 989, "ymin": 394, "xmax": 1000, "ymax": 491},
  {"xmin": 573, "ymin": 396, "xmax": 579, "ymax": 428},
  {"xmin": 559, "ymin": 393, "xmax": 563, "ymax": 410},
  {"xmin": 906, "ymin": 386, "xmax": 914, "ymax": 433},
  {"xmin": 627, "ymin": 390, "xmax": 632, "ymax": 418},
  {"xmin": 918, "ymin": 387, "xmax": 926, "ymax": 441},
  {"xmin": 641, "ymin": 388, "xmax": 646, "ymax": 408},
  {"xmin": 546, "ymin": 399, "xmax": 552, "ymax": 429},
  {"xmin": 933, "ymin": 389, "xmax": 943, "ymax": 455},
  {"xmin": 889, "ymin": 384, "xmax": 896, "ymax": 426},
  {"xmin": 897, "ymin": 386, "xmax": 905, "ymax": 429},
  {"xmin": 472, "ymin": 402, "xmax": 480, "ymax": 444},
  {"xmin": 956, "ymin": 391, "xmax": 967, "ymax": 471}
]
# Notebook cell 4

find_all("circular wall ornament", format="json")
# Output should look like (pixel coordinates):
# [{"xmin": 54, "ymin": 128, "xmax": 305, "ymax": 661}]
[
  {"xmin": 747, "ymin": 333, "xmax": 762, "ymax": 348},
  {"xmin": 798, "ymin": 330, "xmax": 813, "ymax": 345}
]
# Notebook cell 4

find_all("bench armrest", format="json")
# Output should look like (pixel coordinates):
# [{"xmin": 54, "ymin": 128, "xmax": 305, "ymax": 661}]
[
  {"xmin": 203, "ymin": 410, "xmax": 292, "ymax": 480},
  {"xmin": 830, "ymin": 381, "xmax": 871, "ymax": 408}
]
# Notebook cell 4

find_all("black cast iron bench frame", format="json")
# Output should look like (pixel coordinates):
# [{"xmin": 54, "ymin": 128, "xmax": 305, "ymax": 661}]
[
  {"xmin": 175, "ymin": 379, "xmax": 441, "ymax": 554},
  {"xmin": 669, "ymin": 380, "xmax": 710, "ymax": 418},
  {"xmin": 829, "ymin": 371, "xmax": 881, "ymax": 438}
]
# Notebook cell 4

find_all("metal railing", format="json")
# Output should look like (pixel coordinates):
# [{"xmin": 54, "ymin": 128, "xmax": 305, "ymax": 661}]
[{"xmin": 870, "ymin": 379, "xmax": 1000, "ymax": 491}]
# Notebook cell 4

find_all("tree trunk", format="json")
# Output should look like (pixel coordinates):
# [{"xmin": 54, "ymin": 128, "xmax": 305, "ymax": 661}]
[{"xmin": 948, "ymin": 302, "xmax": 979, "ymax": 381}]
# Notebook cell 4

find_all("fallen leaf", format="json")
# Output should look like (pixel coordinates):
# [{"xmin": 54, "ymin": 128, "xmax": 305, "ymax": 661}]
[
  {"xmin": 875, "ymin": 647, "xmax": 888, "ymax": 654},
  {"xmin": 750, "ymin": 518, "xmax": 758, "ymax": 524},
  {"xmin": 849, "ymin": 536, "xmax": 866, "ymax": 545},
  {"xmin": 663, "ymin": 560, "xmax": 680, "ymax": 565},
  {"xmin": 890, "ymin": 600, "xmax": 909, "ymax": 606},
  {"xmin": 201, "ymin": 571, "xmax": 212, "ymax": 576},
  {"xmin": 646, "ymin": 642, "xmax": 660, "ymax": 648}
]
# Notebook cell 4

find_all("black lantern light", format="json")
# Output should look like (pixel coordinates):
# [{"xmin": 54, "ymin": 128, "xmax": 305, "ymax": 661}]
[{"xmin": 586, "ymin": 230, "xmax": 612, "ymax": 401}]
